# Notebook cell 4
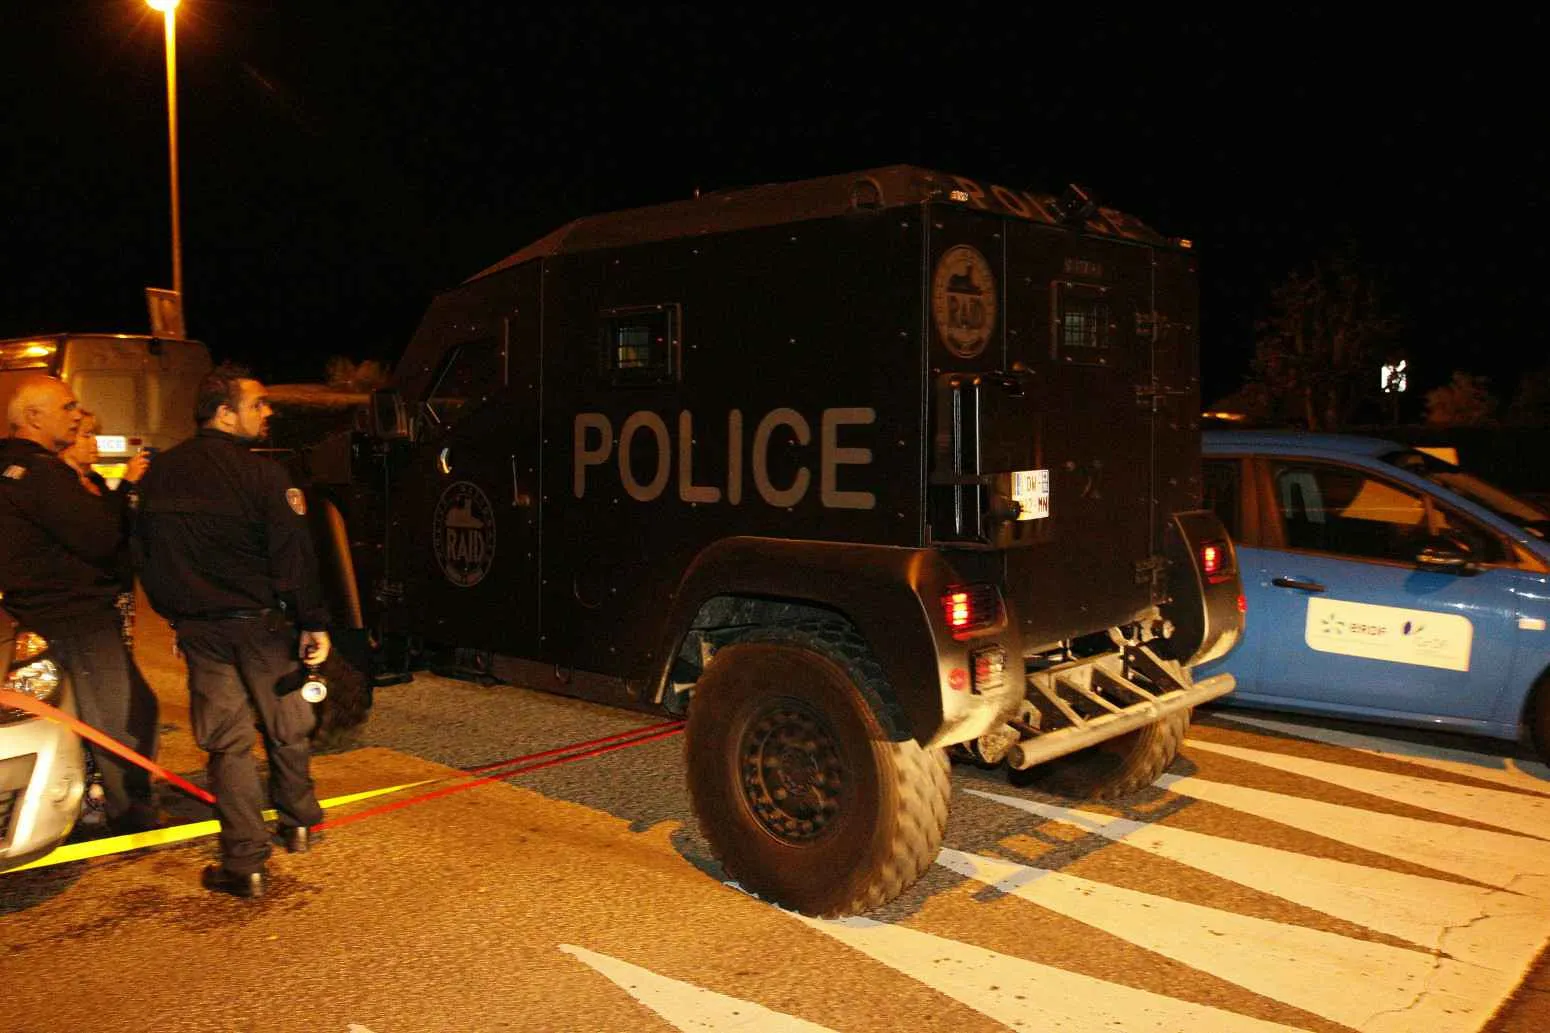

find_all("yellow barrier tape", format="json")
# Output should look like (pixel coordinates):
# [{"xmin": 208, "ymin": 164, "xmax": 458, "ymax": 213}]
[{"xmin": 3, "ymin": 780, "xmax": 432, "ymax": 874}]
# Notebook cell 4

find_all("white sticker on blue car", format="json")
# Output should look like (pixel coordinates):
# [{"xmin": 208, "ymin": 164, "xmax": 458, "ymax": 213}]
[{"xmin": 1304, "ymin": 597, "xmax": 1473, "ymax": 672}]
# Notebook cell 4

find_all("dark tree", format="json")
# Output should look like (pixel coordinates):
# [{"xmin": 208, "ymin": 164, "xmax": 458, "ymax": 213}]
[
  {"xmin": 1424, "ymin": 371, "xmax": 1499, "ymax": 426},
  {"xmin": 1245, "ymin": 250, "xmax": 1402, "ymax": 430}
]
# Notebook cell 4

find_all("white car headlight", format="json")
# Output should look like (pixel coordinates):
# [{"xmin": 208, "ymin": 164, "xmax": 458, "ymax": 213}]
[{"xmin": 1, "ymin": 630, "xmax": 64, "ymax": 723}]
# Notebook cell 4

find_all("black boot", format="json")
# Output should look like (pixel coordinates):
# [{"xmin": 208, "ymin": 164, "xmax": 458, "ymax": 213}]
[
  {"xmin": 273, "ymin": 825, "xmax": 323, "ymax": 853},
  {"xmin": 202, "ymin": 864, "xmax": 267, "ymax": 898}
]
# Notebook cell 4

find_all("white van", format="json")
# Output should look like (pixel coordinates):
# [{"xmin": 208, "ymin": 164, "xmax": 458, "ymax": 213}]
[{"xmin": 0, "ymin": 334, "xmax": 213, "ymax": 481}]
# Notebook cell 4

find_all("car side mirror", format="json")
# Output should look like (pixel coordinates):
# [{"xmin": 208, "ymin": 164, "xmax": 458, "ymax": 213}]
[
  {"xmin": 369, "ymin": 389, "xmax": 410, "ymax": 441},
  {"xmin": 1415, "ymin": 536, "xmax": 1481, "ymax": 576}
]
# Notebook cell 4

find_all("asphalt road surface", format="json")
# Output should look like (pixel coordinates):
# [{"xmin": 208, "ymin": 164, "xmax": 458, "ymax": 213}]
[{"xmin": 3, "ymin": 609, "xmax": 1549, "ymax": 1033}]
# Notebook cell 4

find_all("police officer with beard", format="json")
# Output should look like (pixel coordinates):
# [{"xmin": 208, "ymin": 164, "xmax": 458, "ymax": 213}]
[{"xmin": 135, "ymin": 362, "xmax": 331, "ymax": 898}]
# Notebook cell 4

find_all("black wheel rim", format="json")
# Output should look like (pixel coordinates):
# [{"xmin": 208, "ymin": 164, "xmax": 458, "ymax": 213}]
[{"xmin": 739, "ymin": 698, "xmax": 846, "ymax": 844}]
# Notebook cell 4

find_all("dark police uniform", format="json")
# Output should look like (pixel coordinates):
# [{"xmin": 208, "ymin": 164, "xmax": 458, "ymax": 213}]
[
  {"xmin": 135, "ymin": 427, "xmax": 328, "ymax": 876},
  {"xmin": 0, "ymin": 437, "xmax": 159, "ymax": 829}
]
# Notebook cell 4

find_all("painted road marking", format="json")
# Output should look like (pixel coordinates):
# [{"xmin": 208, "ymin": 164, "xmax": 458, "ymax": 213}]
[
  {"xmin": 2, "ymin": 781, "xmax": 433, "ymax": 873},
  {"xmin": 789, "ymin": 911, "xmax": 1314, "ymax": 1033},
  {"xmin": 937, "ymin": 847, "xmax": 1501, "ymax": 1033},
  {"xmin": 1187, "ymin": 737, "xmax": 1550, "ymax": 837},
  {"xmin": 1155, "ymin": 773, "xmax": 1550, "ymax": 897},
  {"xmin": 1207, "ymin": 712, "xmax": 1550, "ymax": 793},
  {"xmin": 964, "ymin": 788, "xmax": 1550, "ymax": 971},
  {"xmin": 560, "ymin": 944, "xmax": 840, "ymax": 1032}
]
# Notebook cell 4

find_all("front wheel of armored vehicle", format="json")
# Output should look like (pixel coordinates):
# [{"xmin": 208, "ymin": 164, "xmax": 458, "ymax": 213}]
[
  {"xmin": 685, "ymin": 626, "xmax": 950, "ymax": 917},
  {"xmin": 1014, "ymin": 708, "xmax": 1190, "ymax": 801}
]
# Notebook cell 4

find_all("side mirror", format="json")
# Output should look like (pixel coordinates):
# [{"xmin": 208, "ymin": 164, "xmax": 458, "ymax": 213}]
[
  {"xmin": 369, "ymin": 389, "xmax": 410, "ymax": 441},
  {"xmin": 1415, "ymin": 536, "xmax": 1480, "ymax": 576}
]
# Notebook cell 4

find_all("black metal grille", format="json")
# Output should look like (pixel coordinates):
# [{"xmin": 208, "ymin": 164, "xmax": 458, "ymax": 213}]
[{"xmin": 0, "ymin": 787, "xmax": 19, "ymax": 847}]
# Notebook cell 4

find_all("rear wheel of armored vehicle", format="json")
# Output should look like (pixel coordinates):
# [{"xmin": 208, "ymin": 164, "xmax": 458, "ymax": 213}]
[
  {"xmin": 685, "ymin": 625, "xmax": 950, "ymax": 917},
  {"xmin": 1014, "ymin": 708, "xmax": 1190, "ymax": 800}
]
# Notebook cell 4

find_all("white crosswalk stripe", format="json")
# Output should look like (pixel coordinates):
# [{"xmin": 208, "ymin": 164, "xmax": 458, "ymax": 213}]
[
  {"xmin": 963, "ymin": 787, "xmax": 1550, "ymax": 972},
  {"xmin": 559, "ymin": 944, "xmax": 841, "ymax": 1032},
  {"xmin": 935, "ymin": 847, "xmax": 1504, "ymax": 1033},
  {"xmin": 1155, "ymin": 772, "xmax": 1550, "ymax": 898},
  {"xmin": 790, "ymin": 913, "xmax": 1316, "ymax": 1033},
  {"xmin": 1207, "ymin": 712, "xmax": 1550, "ymax": 794},
  {"xmin": 1185, "ymin": 737, "xmax": 1550, "ymax": 837}
]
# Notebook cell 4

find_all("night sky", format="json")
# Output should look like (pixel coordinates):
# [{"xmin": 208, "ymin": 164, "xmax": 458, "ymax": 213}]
[{"xmin": 4, "ymin": 4, "xmax": 1545, "ymax": 409}]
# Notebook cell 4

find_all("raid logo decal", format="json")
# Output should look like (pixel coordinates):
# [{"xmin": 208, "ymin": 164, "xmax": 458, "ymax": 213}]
[
  {"xmin": 932, "ymin": 244, "xmax": 997, "ymax": 358},
  {"xmin": 433, "ymin": 481, "xmax": 497, "ymax": 588},
  {"xmin": 1304, "ymin": 596, "xmax": 1472, "ymax": 672},
  {"xmin": 285, "ymin": 488, "xmax": 307, "ymax": 516}
]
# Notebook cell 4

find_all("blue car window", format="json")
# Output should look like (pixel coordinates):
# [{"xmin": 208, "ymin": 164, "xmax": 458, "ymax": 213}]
[
  {"xmin": 1271, "ymin": 462, "xmax": 1430, "ymax": 562},
  {"xmin": 1202, "ymin": 459, "xmax": 1241, "ymax": 540}
]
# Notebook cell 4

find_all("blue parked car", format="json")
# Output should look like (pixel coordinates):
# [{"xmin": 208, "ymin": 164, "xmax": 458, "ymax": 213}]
[{"xmin": 1196, "ymin": 429, "xmax": 1550, "ymax": 760}]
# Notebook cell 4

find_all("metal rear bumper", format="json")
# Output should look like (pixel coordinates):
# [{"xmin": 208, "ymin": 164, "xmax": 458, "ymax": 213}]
[{"xmin": 1007, "ymin": 646, "xmax": 1236, "ymax": 770}]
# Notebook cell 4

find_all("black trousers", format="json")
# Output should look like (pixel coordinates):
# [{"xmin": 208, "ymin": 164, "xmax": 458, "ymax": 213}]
[
  {"xmin": 50, "ymin": 622, "xmax": 159, "ymax": 824},
  {"xmin": 176, "ymin": 616, "xmax": 323, "ymax": 875}
]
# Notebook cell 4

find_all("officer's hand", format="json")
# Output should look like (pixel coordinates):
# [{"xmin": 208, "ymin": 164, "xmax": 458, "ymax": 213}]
[
  {"xmin": 123, "ymin": 452, "xmax": 151, "ymax": 484},
  {"xmin": 299, "ymin": 630, "xmax": 331, "ymax": 667}
]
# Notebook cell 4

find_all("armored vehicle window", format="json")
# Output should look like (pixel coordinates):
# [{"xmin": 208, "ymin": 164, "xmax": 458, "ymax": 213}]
[
  {"xmin": 601, "ymin": 305, "xmax": 679, "ymax": 386},
  {"xmin": 426, "ymin": 337, "xmax": 503, "ymax": 429},
  {"xmin": 1051, "ymin": 280, "xmax": 1113, "ymax": 365}
]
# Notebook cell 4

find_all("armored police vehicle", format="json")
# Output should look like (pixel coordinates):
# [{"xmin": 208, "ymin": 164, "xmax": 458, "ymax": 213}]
[{"xmin": 303, "ymin": 165, "xmax": 1244, "ymax": 916}]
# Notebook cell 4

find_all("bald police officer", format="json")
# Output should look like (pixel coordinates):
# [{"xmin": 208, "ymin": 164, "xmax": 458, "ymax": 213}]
[
  {"xmin": 0, "ymin": 374, "xmax": 162, "ymax": 834},
  {"xmin": 136, "ymin": 362, "xmax": 331, "ymax": 898}
]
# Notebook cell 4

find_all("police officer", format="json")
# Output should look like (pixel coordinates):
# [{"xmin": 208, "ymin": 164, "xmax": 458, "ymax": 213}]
[
  {"xmin": 136, "ymin": 362, "xmax": 331, "ymax": 898},
  {"xmin": 0, "ymin": 375, "xmax": 162, "ymax": 834}
]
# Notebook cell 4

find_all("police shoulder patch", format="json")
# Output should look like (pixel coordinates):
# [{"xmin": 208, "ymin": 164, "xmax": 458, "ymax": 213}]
[
  {"xmin": 2, "ymin": 464, "xmax": 27, "ymax": 481},
  {"xmin": 285, "ymin": 488, "xmax": 307, "ymax": 515}
]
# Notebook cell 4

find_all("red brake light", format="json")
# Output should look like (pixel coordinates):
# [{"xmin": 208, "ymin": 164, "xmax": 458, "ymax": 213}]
[
  {"xmin": 941, "ymin": 585, "xmax": 1001, "ymax": 637},
  {"xmin": 1201, "ymin": 543, "xmax": 1223, "ymax": 577},
  {"xmin": 945, "ymin": 591, "xmax": 972, "ymax": 629}
]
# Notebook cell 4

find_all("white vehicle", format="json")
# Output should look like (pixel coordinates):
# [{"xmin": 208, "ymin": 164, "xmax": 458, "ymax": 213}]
[
  {"xmin": 0, "ymin": 333, "xmax": 213, "ymax": 482},
  {"xmin": 0, "ymin": 606, "xmax": 84, "ymax": 871}
]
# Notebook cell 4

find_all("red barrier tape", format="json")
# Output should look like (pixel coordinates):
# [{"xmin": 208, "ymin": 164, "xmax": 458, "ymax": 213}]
[
  {"xmin": 462, "ymin": 718, "xmax": 687, "ymax": 774},
  {"xmin": 0, "ymin": 689, "xmax": 217, "ymax": 805},
  {"xmin": 319, "ymin": 722, "xmax": 685, "ymax": 831},
  {"xmin": 2, "ymin": 682, "xmax": 684, "ymax": 828}
]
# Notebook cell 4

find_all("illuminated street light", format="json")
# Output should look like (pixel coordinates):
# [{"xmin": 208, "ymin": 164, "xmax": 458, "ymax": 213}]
[{"xmin": 147, "ymin": 0, "xmax": 184, "ymax": 321}]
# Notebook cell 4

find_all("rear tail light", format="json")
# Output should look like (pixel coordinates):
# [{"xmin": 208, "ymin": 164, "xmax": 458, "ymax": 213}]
[
  {"xmin": 1199, "ymin": 540, "xmax": 1233, "ymax": 584},
  {"xmin": 941, "ymin": 584, "xmax": 1002, "ymax": 638},
  {"xmin": 971, "ymin": 645, "xmax": 1006, "ymax": 694}
]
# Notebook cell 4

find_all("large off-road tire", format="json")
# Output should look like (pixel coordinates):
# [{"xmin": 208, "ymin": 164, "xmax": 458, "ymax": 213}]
[
  {"xmin": 1015, "ymin": 707, "xmax": 1190, "ymax": 800},
  {"xmin": 685, "ymin": 624, "xmax": 950, "ymax": 917}
]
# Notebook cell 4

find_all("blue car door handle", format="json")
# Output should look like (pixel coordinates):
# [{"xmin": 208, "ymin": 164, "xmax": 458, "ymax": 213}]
[{"xmin": 1272, "ymin": 576, "xmax": 1326, "ymax": 593}]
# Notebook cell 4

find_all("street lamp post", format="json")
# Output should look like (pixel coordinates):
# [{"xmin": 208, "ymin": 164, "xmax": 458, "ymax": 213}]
[{"xmin": 148, "ymin": 0, "xmax": 182, "ymax": 307}]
